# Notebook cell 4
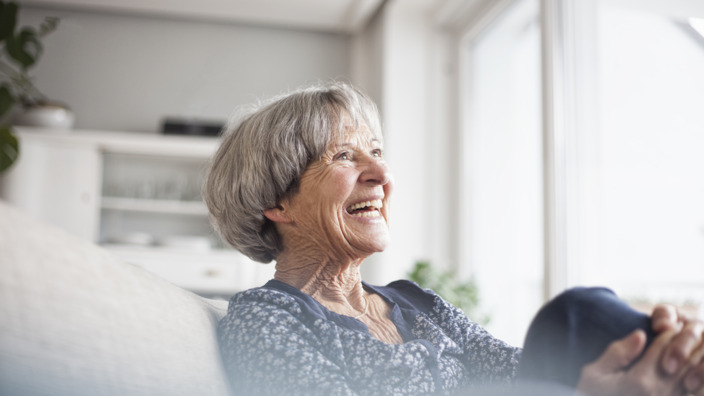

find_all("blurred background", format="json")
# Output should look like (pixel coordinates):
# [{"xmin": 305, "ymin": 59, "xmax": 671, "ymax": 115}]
[{"xmin": 2, "ymin": 0, "xmax": 703, "ymax": 346}]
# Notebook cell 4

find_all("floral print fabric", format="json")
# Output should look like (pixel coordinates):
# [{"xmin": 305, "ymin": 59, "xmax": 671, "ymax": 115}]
[{"xmin": 218, "ymin": 280, "xmax": 521, "ymax": 395}]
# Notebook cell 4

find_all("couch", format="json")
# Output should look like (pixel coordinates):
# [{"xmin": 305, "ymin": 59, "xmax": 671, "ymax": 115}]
[{"xmin": 0, "ymin": 201, "xmax": 233, "ymax": 395}]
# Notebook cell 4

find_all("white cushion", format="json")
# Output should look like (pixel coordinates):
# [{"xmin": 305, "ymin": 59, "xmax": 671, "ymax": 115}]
[{"xmin": 0, "ymin": 201, "xmax": 232, "ymax": 395}]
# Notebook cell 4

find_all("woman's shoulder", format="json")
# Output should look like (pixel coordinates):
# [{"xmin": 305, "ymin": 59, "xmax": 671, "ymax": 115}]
[
  {"xmin": 218, "ymin": 283, "xmax": 314, "ymax": 346},
  {"xmin": 224, "ymin": 281, "xmax": 304, "ymax": 318},
  {"xmin": 217, "ymin": 283, "xmax": 330, "ymax": 385}
]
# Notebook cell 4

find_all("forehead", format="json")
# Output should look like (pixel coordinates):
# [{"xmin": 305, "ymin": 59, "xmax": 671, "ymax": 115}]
[{"xmin": 329, "ymin": 123, "xmax": 382, "ymax": 148}]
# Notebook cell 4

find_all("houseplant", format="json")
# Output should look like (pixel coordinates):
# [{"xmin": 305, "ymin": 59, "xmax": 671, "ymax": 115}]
[
  {"xmin": 0, "ymin": 0, "xmax": 59, "ymax": 172},
  {"xmin": 408, "ymin": 260, "xmax": 490, "ymax": 325}
]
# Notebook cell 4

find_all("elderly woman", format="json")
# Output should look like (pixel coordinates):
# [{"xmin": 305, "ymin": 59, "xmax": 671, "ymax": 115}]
[{"xmin": 205, "ymin": 82, "xmax": 704, "ymax": 395}]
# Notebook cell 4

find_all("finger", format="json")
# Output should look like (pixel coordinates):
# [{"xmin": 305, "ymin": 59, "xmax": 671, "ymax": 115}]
[
  {"xmin": 633, "ymin": 328, "xmax": 678, "ymax": 372},
  {"xmin": 622, "ymin": 329, "xmax": 683, "ymax": 396},
  {"xmin": 596, "ymin": 329, "xmax": 649, "ymax": 372},
  {"xmin": 575, "ymin": 331, "xmax": 648, "ymax": 396},
  {"xmin": 661, "ymin": 319, "xmax": 704, "ymax": 375},
  {"xmin": 651, "ymin": 304, "xmax": 681, "ymax": 333},
  {"xmin": 681, "ymin": 341, "xmax": 704, "ymax": 394}
]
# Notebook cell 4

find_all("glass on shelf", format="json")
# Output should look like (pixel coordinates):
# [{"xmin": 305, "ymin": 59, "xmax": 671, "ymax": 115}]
[{"xmin": 103, "ymin": 174, "xmax": 203, "ymax": 203}]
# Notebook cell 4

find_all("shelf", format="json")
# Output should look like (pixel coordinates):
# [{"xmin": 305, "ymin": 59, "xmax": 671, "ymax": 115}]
[
  {"xmin": 15, "ymin": 127, "xmax": 220, "ymax": 159},
  {"xmin": 101, "ymin": 196, "xmax": 208, "ymax": 215}
]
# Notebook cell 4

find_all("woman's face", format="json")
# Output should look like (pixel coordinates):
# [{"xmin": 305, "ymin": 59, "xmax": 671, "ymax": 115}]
[{"xmin": 279, "ymin": 125, "xmax": 393, "ymax": 259}]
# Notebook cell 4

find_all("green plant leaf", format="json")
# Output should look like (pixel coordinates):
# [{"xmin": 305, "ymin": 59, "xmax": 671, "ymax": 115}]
[
  {"xmin": 407, "ymin": 260, "xmax": 489, "ymax": 324},
  {"xmin": 0, "ymin": 125, "xmax": 19, "ymax": 173},
  {"xmin": 0, "ymin": 1, "xmax": 19, "ymax": 43},
  {"xmin": 5, "ymin": 26, "xmax": 42, "ymax": 70},
  {"xmin": 0, "ymin": 83, "xmax": 15, "ymax": 118},
  {"xmin": 38, "ymin": 16, "xmax": 59, "ymax": 37}
]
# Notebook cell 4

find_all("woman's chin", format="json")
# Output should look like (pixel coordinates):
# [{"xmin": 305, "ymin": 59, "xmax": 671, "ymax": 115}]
[
  {"xmin": 349, "ymin": 232, "xmax": 391, "ymax": 256},
  {"xmin": 340, "ymin": 214, "xmax": 391, "ymax": 255}
]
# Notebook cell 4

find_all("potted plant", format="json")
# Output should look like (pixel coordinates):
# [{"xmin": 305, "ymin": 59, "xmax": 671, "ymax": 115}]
[{"xmin": 0, "ymin": 0, "xmax": 61, "ymax": 172}]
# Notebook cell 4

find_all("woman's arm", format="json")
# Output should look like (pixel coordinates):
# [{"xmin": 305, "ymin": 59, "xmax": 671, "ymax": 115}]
[{"xmin": 422, "ymin": 293, "xmax": 522, "ymax": 385}]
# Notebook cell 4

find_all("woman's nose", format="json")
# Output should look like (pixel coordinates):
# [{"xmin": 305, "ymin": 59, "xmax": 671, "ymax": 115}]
[{"xmin": 359, "ymin": 158, "xmax": 391, "ymax": 186}]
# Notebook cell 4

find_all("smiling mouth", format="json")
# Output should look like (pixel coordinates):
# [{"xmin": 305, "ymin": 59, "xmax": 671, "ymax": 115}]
[{"xmin": 346, "ymin": 199, "xmax": 383, "ymax": 218}]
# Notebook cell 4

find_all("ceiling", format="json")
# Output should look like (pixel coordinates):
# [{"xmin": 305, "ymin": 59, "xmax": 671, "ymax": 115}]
[{"xmin": 20, "ymin": 0, "xmax": 385, "ymax": 33}]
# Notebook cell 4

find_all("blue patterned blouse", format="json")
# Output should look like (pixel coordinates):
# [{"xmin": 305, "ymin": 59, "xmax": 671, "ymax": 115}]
[{"xmin": 218, "ymin": 279, "xmax": 522, "ymax": 395}]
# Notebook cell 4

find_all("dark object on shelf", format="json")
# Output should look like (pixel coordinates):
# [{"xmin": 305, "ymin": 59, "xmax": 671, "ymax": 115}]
[{"xmin": 162, "ymin": 118, "xmax": 224, "ymax": 137}]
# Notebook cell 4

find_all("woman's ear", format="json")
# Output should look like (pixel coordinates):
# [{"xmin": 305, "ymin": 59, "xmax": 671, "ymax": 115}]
[{"xmin": 263, "ymin": 204, "xmax": 292, "ymax": 223}]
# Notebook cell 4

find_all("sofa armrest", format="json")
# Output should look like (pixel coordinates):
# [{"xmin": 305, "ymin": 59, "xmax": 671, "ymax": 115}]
[{"xmin": 0, "ymin": 201, "xmax": 232, "ymax": 396}]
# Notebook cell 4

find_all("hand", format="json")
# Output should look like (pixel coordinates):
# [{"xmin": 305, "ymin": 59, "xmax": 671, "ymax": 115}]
[
  {"xmin": 651, "ymin": 305, "xmax": 704, "ymax": 394},
  {"xmin": 576, "ymin": 307, "xmax": 704, "ymax": 396},
  {"xmin": 576, "ymin": 329, "xmax": 684, "ymax": 396}
]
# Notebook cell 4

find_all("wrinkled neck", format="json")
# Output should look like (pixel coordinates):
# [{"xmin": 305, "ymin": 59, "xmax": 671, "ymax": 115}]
[{"xmin": 274, "ymin": 250, "xmax": 366, "ymax": 311}]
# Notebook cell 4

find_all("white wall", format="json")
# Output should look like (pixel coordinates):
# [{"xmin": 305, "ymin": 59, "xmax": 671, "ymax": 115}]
[{"xmin": 20, "ymin": 6, "xmax": 351, "ymax": 132}]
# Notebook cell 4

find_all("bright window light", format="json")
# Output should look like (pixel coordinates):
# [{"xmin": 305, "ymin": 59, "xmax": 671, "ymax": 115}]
[{"xmin": 689, "ymin": 17, "xmax": 704, "ymax": 38}]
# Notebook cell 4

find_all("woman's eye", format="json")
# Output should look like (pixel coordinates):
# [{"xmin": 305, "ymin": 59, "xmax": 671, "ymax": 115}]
[
  {"xmin": 372, "ymin": 149, "xmax": 383, "ymax": 158},
  {"xmin": 335, "ymin": 152, "xmax": 350, "ymax": 161}
]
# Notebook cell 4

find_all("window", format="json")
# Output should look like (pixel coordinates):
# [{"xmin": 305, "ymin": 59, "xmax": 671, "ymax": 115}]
[
  {"xmin": 457, "ymin": 0, "xmax": 704, "ymax": 345},
  {"xmin": 574, "ymin": 0, "xmax": 704, "ymax": 311},
  {"xmin": 459, "ymin": 0, "xmax": 542, "ymax": 345}
]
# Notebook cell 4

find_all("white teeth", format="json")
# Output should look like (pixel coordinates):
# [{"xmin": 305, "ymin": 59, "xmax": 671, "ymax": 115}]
[
  {"xmin": 351, "ymin": 210, "xmax": 381, "ymax": 218},
  {"xmin": 347, "ymin": 199, "xmax": 383, "ymax": 212}
]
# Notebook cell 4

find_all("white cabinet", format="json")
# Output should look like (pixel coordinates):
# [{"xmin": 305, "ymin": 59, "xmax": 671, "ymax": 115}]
[
  {"xmin": 0, "ymin": 127, "xmax": 274, "ymax": 297},
  {"xmin": 1, "ymin": 132, "xmax": 102, "ymax": 241}
]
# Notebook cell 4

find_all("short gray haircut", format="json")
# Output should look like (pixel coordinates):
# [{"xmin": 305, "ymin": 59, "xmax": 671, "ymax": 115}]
[{"xmin": 203, "ymin": 82, "xmax": 383, "ymax": 263}]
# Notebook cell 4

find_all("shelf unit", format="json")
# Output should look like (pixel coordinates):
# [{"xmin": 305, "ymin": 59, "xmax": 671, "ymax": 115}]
[
  {"xmin": 101, "ymin": 197, "xmax": 209, "ymax": 215},
  {"xmin": 0, "ymin": 127, "xmax": 274, "ymax": 296}
]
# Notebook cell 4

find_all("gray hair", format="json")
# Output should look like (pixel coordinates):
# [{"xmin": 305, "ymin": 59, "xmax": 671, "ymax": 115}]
[{"xmin": 203, "ymin": 82, "xmax": 382, "ymax": 263}]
